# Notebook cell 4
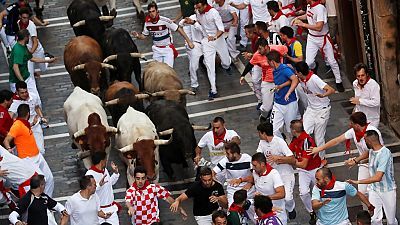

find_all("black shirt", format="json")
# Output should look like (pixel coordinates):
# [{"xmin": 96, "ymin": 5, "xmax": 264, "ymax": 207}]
[
  {"xmin": 185, "ymin": 181, "xmax": 225, "ymax": 216},
  {"xmin": 16, "ymin": 191, "xmax": 57, "ymax": 225}
]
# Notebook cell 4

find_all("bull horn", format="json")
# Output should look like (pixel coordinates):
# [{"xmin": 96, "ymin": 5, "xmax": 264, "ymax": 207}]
[
  {"xmin": 105, "ymin": 98, "xmax": 120, "ymax": 106},
  {"xmin": 178, "ymin": 89, "xmax": 195, "ymax": 95},
  {"xmin": 192, "ymin": 123, "xmax": 212, "ymax": 130},
  {"xmin": 154, "ymin": 135, "xmax": 173, "ymax": 145},
  {"xmin": 135, "ymin": 93, "xmax": 151, "ymax": 100},
  {"xmin": 119, "ymin": 145, "xmax": 133, "ymax": 153},
  {"xmin": 99, "ymin": 16, "xmax": 115, "ymax": 21},
  {"xmin": 72, "ymin": 20, "xmax": 85, "ymax": 27},
  {"xmin": 101, "ymin": 63, "xmax": 116, "ymax": 70},
  {"xmin": 151, "ymin": 91, "xmax": 166, "ymax": 97},
  {"xmin": 106, "ymin": 126, "xmax": 118, "ymax": 133},
  {"xmin": 130, "ymin": 53, "xmax": 145, "ymax": 59},
  {"xmin": 158, "ymin": 128, "xmax": 174, "ymax": 136},
  {"xmin": 72, "ymin": 64, "xmax": 85, "ymax": 71},
  {"xmin": 73, "ymin": 129, "xmax": 86, "ymax": 138},
  {"xmin": 103, "ymin": 55, "xmax": 118, "ymax": 63}
]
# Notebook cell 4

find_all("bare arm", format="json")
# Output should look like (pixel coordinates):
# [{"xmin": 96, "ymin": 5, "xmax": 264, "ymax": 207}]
[
  {"xmin": 13, "ymin": 64, "xmax": 25, "ymax": 81},
  {"xmin": 349, "ymin": 171, "xmax": 384, "ymax": 185},
  {"xmin": 274, "ymin": 155, "xmax": 296, "ymax": 165},
  {"xmin": 60, "ymin": 214, "xmax": 69, "ymax": 225},
  {"xmin": 217, "ymin": 194, "xmax": 228, "ymax": 209},
  {"xmin": 0, "ymin": 10, "xmax": 8, "ymax": 28},
  {"xmin": 176, "ymin": 26, "xmax": 194, "ymax": 48},
  {"xmin": 269, "ymin": 186, "xmax": 285, "ymax": 200},
  {"xmin": 356, "ymin": 191, "xmax": 373, "ymax": 210},
  {"xmin": 312, "ymin": 198, "xmax": 331, "ymax": 211},
  {"xmin": 297, "ymin": 21, "xmax": 324, "ymax": 32},
  {"xmin": 230, "ymin": 2, "xmax": 247, "ymax": 10},
  {"xmin": 3, "ymin": 135, "xmax": 14, "ymax": 151},
  {"xmin": 295, "ymin": 157, "xmax": 309, "ymax": 169},
  {"xmin": 29, "ymin": 36, "xmax": 39, "ymax": 54},
  {"xmin": 231, "ymin": 12, "xmax": 238, "ymax": 27},
  {"xmin": 30, "ymin": 57, "xmax": 55, "ymax": 63},
  {"xmin": 310, "ymin": 133, "xmax": 347, "ymax": 154}
]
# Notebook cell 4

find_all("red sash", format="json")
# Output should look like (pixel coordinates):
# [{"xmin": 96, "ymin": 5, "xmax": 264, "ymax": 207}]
[
  {"xmin": 213, "ymin": 129, "xmax": 226, "ymax": 146},
  {"xmin": 319, "ymin": 175, "xmax": 336, "ymax": 197},
  {"xmin": 18, "ymin": 172, "xmax": 38, "ymax": 197}
]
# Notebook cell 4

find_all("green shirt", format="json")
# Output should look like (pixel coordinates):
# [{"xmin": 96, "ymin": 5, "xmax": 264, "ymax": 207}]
[
  {"xmin": 9, "ymin": 43, "xmax": 32, "ymax": 83},
  {"xmin": 179, "ymin": 0, "xmax": 195, "ymax": 17}
]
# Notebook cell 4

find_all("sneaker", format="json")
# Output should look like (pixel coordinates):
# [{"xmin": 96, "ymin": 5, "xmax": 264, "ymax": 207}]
[
  {"xmin": 309, "ymin": 212, "xmax": 317, "ymax": 225},
  {"xmin": 191, "ymin": 87, "xmax": 199, "ymax": 95},
  {"xmin": 256, "ymin": 102, "xmax": 262, "ymax": 111},
  {"xmin": 208, "ymin": 91, "xmax": 217, "ymax": 100},
  {"xmin": 44, "ymin": 52, "xmax": 55, "ymax": 59},
  {"xmin": 225, "ymin": 66, "xmax": 233, "ymax": 76},
  {"xmin": 288, "ymin": 209, "xmax": 297, "ymax": 220},
  {"xmin": 336, "ymin": 82, "xmax": 345, "ymax": 92}
]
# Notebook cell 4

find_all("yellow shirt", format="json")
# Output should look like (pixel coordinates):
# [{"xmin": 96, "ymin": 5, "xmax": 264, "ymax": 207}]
[{"xmin": 8, "ymin": 120, "xmax": 39, "ymax": 158}]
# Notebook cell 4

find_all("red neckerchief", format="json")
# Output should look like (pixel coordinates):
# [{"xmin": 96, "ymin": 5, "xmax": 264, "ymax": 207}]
[
  {"xmin": 309, "ymin": 0, "xmax": 321, "ymax": 8},
  {"xmin": 16, "ymin": 118, "xmax": 31, "ymax": 130},
  {"xmin": 286, "ymin": 37, "xmax": 297, "ymax": 47},
  {"xmin": 271, "ymin": 10, "xmax": 284, "ymax": 21},
  {"xmin": 132, "ymin": 180, "xmax": 150, "ymax": 191},
  {"xmin": 301, "ymin": 71, "xmax": 314, "ymax": 85},
  {"xmin": 259, "ymin": 163, "xmax": 274, "ymax": 176},
  {"xmin": 345, "ymin": 123, "xmax": 369, "ymax": 153},
  {"xmin": 89, "ymin": 165, "xmax": 104, "ymax": 174},
  {"xmin": 13, "ymin": 93, "xmax": 28, "ymax": 101},
  {"xmin": 229, "ymin": 203, "xmax": 244, "ymax": 214},
  {"xmin": 289, "ymin": 131, "xmax": 314, "ymax": 159},
  {"xmin": 258, "ymin": 211, "xmax": 276, "ymax": 221},
  {"xmin": 18, "ymin": 20, "xmax": 29, "ymax": 30},
  {"xmin": 358, "ymin": 76, "xmax": 370, "ymax": 89},
  {"xmin": 145, "ymin": 14, "xmax": 160, "ymax": 23},
  {"xmin": 201, "ymin": 5, "xmax": 212, "ymax": 14},
  {"xmin": 213, "ymin": 129, "xmax": 226, "ymax": 146},
  {"xmin": 319, "ymin": 175, "xmax": 336, "ymax": 197}
]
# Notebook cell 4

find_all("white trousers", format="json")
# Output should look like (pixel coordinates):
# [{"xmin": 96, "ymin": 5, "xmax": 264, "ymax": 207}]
[
  {"xmin": 281, "ymin": 173, "xmax": 295, "ymax": 212},
  {"xmin": 152, "ymin": 45, "xmax": 174, "ymax": 68},
  {"xmin": 298, "ymin": 168, "xmax": 318, "ymax": 213},
  {"xmin": 369, "ymin": 189, "xmax": 398, "ymax": 225},
  {"xmin": 28, "ymin": 48, "xmax": 48, "ymax": 77},
  {"xmin": 224, "ymin": 25, "xmax": 240, "ymax": 59},
  {"xmin": 201, "ymin": 36, "xmax": 231, "ymax": 93},
  {"xmin": 195, "ymin": 215, "xmax": 213, "ymax": 225},
  {"xmin": 303, "ymin": 106, "xmax": 331, "ymax": 158},
  {"xmin": 6, "ymin": 35, "xmax": 16, "ymax": 48},
  {"xmin": 238, "ymin": 8, "xmax": 249, "ymax": 46},
  {"xmin": 31, "ymin": 123, "xmax": 45, "ymax": 155},
  {"xmin": 271, "ymin": 101, "xmax": 299, "ymax": 138},
  {"xmin": 296, "ymin": 85, "xmax": 308, "ymax": 116},
  {"xmin": 251, "ymin": 66, "xmax": 262, "ymax": 103},
  {"xmin": 9, "ymin": 76, "xmax": 42, "ymax": 106},
  {"xmin": 260, "ymin": 81, "xmax": 274, "ymax": 116},
  {"xmin": 0, "ymin": 28, "xmax": 9, "ymax": 48},
  {"xmin": 27, "ymin": 154, "xmax": 54, "ymax": 197},
  {"xmin": 305, "ymin": 34, "xmax": 342, "ymax": 83},
  {"xmin": 99, "ymin": 205, "xmax": 120, "ymax": 225},
  {"xmin": 369, "ymin": 118, "xmax": 380, "ymax": 129},
  {"xmin": 186, "ymin": 42, "xmax": 203, "ymax": 88},
  {"xmin": 358, "ymin": 165, "xmax": 370, "ymax": 195},
  {"xmin": 317, "ymin": 219, "xmax": 351, "ymax": 225}
]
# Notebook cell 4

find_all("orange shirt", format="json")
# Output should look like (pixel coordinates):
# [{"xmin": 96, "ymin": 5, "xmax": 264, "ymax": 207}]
[
  {"xmin": 8, "ymin": 120, "xmax": 39, "ymax": 158},
  {"xmin": 250, "ymin": 45, "xmax": 288, "ymax": 82}
]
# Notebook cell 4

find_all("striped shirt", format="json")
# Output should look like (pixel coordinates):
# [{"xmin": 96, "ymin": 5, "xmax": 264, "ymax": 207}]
[
  {"xmin": 143, "ymin": 16, "xmax": 179, "ymax": 47},
  {"xmin": 368, "ymin": 146, "xmax": 397, "ymax": 192}
]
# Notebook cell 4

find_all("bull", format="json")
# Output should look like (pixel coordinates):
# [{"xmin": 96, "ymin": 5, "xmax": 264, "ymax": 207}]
[
  {"xmin": 116, "ymin": 106, "xmax": 173, "ymax": 185},
  {"xmin": 64, "ymin": 36, "xmax": 114, "ymax": 95},
  {"xmin": 64, "ymin": 87, "xmax": 118, "ymax": 168}
]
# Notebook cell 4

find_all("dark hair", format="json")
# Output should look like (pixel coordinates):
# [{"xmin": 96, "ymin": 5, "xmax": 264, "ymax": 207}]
[
  {"xmin": 224, "ymin": 142, "xmax": 241, "ymax": 154},
  {"xmin": 213, "ymin": 116, "xmax": 225, "ymax": 124},
  {"xmin": 267, "ymin": 0, "xmax": 279, "ymax": 12},
  {"xmin": 134, "ymin": 166, "xmax": 147, "ymax": 176},
  {"xmin": 212, "ymin": 210, "xmax": 227, "ymax": 222},
  {"xmin": 255, "ymin": 21, "xmax": 268, "ymax": 32},
  {"xmin": 16, "ymin": 81, "xmax": 28, "ymax": 91},
  {"xmin": 0, "ymin": 90, "xmax": 13, "ymax": 103},
  {"xmin": 294, "ymin": 61, "xmax": 310, "ymax": 76},
  {"xmin": 17, "ymin": 104, "xmax": 30, "ymax": 118},
  {"xmin": 266, "ymin": 50, "xmax": 281, "ymax": 63},
  {"xmin": 244, "ymin": 24, "xmax": 255, "ymax": 29},
  {"xmin": 252, "ymin": 152, "xmax": 267, "ymax": 164},
  {"xmin": 279, "ymin": 26, "xmax": 294, "ymax": 38},
  {"xmin": 350, "ymin": 112, "xmax": 368, "ymax": 126},
  {"xmin": 353, "ymin": 63, "xmax": 369, "ymax": 76},
  {"xmin": 233, "ymin": 189, "xmax": 247, "ymax": 204},
  {"xmin": 195, "ymin": 0, "xmax": 208, "ymax": 5},
  {"xmin": 19, "ymin": 7, "xmax": 31, "ymax": 16},
  {"xmin": 290, "ymin": 119, "xmax": 304, "ymax": 132},
  {"xmin": 356, "ymin": 210, "xmax": 371, "ymax": 225},
  {"xmin": 257, "ymin": 122, "xmax": 273, "ymax": 136},
  {"xmin": 91, "ymin": 151, "xmax": 107, "ymax": 165},
  {"xmin": 254, "ymin": 195, "xmax": 273, "ymax": 213},
  {"xmin": 200, "ymin": 166, "xmax": 212, "ymax": 177},
  {"xmin": 256, "ymin": 38, "xmax": 269, "ymax": 48},
  {"xmin": 79, "ymin": 175, "xmax": 94, "ymax": 190},
  {"xmin": 317, "ymin": 167, "xmax": 333, "ymax": 180},
  {"xmin": 147, "ymin": 1, "xmax": 158, "ymax": 10},
  {"xmin": 365, "ymin": 130, "xmax": 380, "ymax": 143},
  {"xmin": 30, "ymin": 174, "xmax": 45, "ymax": 189},
  {"xmin": 17, "ymin": 29, "xmax": 30, "ymax": 41}
]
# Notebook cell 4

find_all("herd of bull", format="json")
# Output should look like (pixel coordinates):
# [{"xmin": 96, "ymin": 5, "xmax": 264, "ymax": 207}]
[{"xmin": 62, "ymin": 0, "xmax": 209, "ymax": 183}]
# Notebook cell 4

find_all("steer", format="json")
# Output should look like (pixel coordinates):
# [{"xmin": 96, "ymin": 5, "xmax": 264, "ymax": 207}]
[
  {"xmin": 64, "ymin": 87, "xmax": 118, "ymax": 169},
  {"xmin": 64, "ymin": 36, "xmax": 114, "ymax": 95},
  {"xmin": 142, "ymin": 61, "xmax": 194, "ymax": 106},
  {"xmin": 116, "ymin": 106, "xmax": 172, "ymax": 185}
]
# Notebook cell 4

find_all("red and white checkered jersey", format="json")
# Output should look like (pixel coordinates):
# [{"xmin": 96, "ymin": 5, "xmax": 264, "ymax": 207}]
[{"xmin": 125, "ymin": 182, "xmax": 171, "ymax": 224}]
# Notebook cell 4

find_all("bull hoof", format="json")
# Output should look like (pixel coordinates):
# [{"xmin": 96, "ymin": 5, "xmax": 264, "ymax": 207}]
[{"xmin": 71, "ymin": 142, "xmax": 78, "ymax": 149}]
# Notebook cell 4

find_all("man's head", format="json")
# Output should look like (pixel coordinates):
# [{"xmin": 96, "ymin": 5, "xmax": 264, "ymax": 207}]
[
  {"xmin": 254, "ymin": 195, "xmax": 273, "ymax": 217},
  {"xmin": 0, "ymin": 90, "xmax": 13, "ymax": 108},
  {"xmin": 349, "ymin": 112, "xmax": 368, "ymax": 132},
  {"xmin": 290, "ymin": 119, "xmax": 304, "ymax": 137},
  {"xmin": 30, "ymin": 174, "xmax": 45, "ymax": 193},
  {"xmin": 257, "ymin": 122, "xmax": 274, "ymax": 140},
  {"xmin": 19, "ymin": 7, "xmax": 31, "ymax": 24},
  {"xmin": 353, "ymin": 63, "xmax": 370, "ymax": 87},
  {"xmin": 79, "ymin": 175, "xmax": 96, "ymax": 195},
  {"xmin": 233, "ymin": 189, "xmax": 247, "ymax": 206},
  {"xmin": 279, "ymin": 26, "xmax": 294, "ymax": 43},
  {"xmin": 199, "ymin": 166, "xmax": 214, "ymax": 188},
  {"xmin": 224, "ymin": 142, "xmax": 241, "ymax": 162},
  {"xmin": 195, "ymin": 0, "xmax": 209, "ymax": 14},
  {"xmin": 244, "ymin": 24, "xmax": 255, "ymax": 39},
  {"xmin": 267, "ymin": 50, "xmax": 282, "ymax": 68},
  {"xmin": 315, "ymin": 167, "xmax": 333, "ymax": 189},
  {"xmin": 356, "ymin": 210, "xmax": 371, "ymax": 225},
  {"xmin": 257, "ymin": 38, "xmax": 271, "ymax": 56},
  {"xmin": 212, "ymin": 210, "xmax": 227, "ymax": 225},
  {"xmin": 364, "ymin": 130, "xmax": 380, "ymax": 149},
  {"xmin": 147, "ymin": 2, "xmax": 159, "ymax": 19},
  {"xmin": 91, "ymin": 151, "xmax": 107, "ymax": 169},
  {"xmin": 255, "ymin": 21, "xmax": 268, "ymax": 36},
  {"xmin": 294, "ymin": 61, "xmax": 310, "ymax": 79},
  {"xmin": 267, "ymin": 0, "xmax": 279, "ymax": 16},
  {"xmin": 134, "ymin": 166, "xmax": 147, "ymax": 188},
  {"xmin": 16, "ymin": 29, "xmax": 30, "ymax": 43},
  {"xmin": 212, "ymin": 116, "xmax": 225, "ymax": 135},
  {"xmin": 15, "ymin": 81, "xmax": 29, "ymax": 100},
  {"xmin": 251, "ymin": 152, "xmax": 267, "ymax": 175},
  {"xmin": 17, "ymin": 104, "xmax": 30, "ymax": 119}
]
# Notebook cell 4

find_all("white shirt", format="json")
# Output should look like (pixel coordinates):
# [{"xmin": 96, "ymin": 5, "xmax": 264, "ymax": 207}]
[
  {"xmin": 269, "ymin": 13, "xmax": 290, "ymax": 33},
  {"xmin": 256, "ymin": 137, "xmax": 294, "ymax": 176},
  {"xmin": 85, "ymin": 168, "xmax": 119, "ymax": 207},
  {"xmin": 299, "ymin": 74, "xmax": 330, "ymax": 110},
  {"xmin": 143, "ymin": 16, "xmax": 179, "ymax": 46},
  {"xmin": 344, "ymin": 124, "xmax": 383, "ymax": 156},
  {"xmin": 279, "ymin": 0, "xmax": 295, "ymax": 14},
  {"xmin": 253, "ymin": 168, "xmax": 285, "ymax": 212},
  {"xmin": 306, "ymin": 3, "xmax": 329, "ymax": 36},
  {"xmin": 18, "ymin": 20, "xmax": 44, "ymax": 53},
  {"xmin": 243, "ymin": 0, "xmax": 275, "ymax": 22},
  {"xmin": 353, "ymin": 79, "xmax": 380, "ymax": 125},
  {"xmin": 9, "ymin": 93, "xmax": 40, "ymax": 124},
  {"xmin": 65, "ymin": 192, "xmax": 101, "ymax": 225},
  {"xmin": 324, "ymin": 0, "xmax": 337, "ymax": 17},
  {"xmin": 196, "ymin": 7, "xmax": 225, "ymax": 37},
  {"xmin": 179, "ymin": 14, "xmax": 204, "ymax": 43},
  {"xmin": 197, "ymin": 129, "xmax": 240, "ymax": 165},
  {"xmin": 213, "ymin": 0, "xmax": 235, "ymax": 29}
]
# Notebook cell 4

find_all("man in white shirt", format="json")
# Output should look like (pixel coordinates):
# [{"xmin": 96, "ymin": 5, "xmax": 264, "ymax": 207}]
[
  {"xmin": 230, "ymin": 0, "xmax": 249, "ymax": 50},
  {"xmin": 85, "ymin": 152, "xmax": 120, "ymax": 225},
  {"xmin": 230, "ymin": 0, "xmax": 276, "ymax": 23},
  {"xmin": 256, "ymin": 122, "xmax": 297, "ymax": 220},
  {"xmin": 292, "ymin": 0, "xmax": 344, "ymax": 92},
  {"xmin": 267, "ymin": 1, "xmax": 290, "ymax": 33},
  {"xmin": 350, "ymin": 63, "xmax": 380, "ymax": 128},
  {"xmin": 132, "ymin": 2, "xmax": 194, "ymax": 68},
  {"xmin": 294, "ymin": 61, "xmax": 335, "ymax": 158},
  {"xmin": 61, "ymin": 175, "xmax": 112, "ymax": 225}
]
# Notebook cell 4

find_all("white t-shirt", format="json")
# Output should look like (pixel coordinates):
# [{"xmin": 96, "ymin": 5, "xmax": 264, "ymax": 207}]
[
  {"xmin": 143, "ymin": 16, "xmax": 179, "ymax": 46},
  {"xmin": 279, "ymin": 0, "xmax": 295, "ymax": 14},
  {"xmin": 179, "ymin": 14, "xmax": 204, "ymax": 43},
  {"xmin": 269, "ymin": 13, "xmax": 290, "ymax": 33},
  {"xmin": 256, "ymin": 137, "xmax": 294, "ymax": 176},
  {"xmin": 353, "ymin": 79, "xmax": 380, "ymax": 125},
  {"xmin": 253, "ymin": 168, "xmax": 285, "ymax": 213},
  {"xmin": 196, "ymin": 8, "xmax": 225, "ymax": 37},
  {"xmin": 85, "ymin": 168, "xmax": 119, "ymax": 207},
  {"xmin": 213, "ymin": 0, "xmax": 235, "ymax": 27},
  {"xmin": 19, "ymin": 20, "xmax": 43, "ymax": 53},
  {"xmin": 198, "ymin": 129, "xmax": 240, "ymax": 165},
  {"xmin": 244, "ymin": 0, "xmax": 275, "ymax": 22},
  {"xmin": 344, "ymin": 124, "xmax": 383, "ymax": 156},
  {"xmin": 9, "ymin": 93, "xmax": 41, "ymax": 124},
  {"xmin": 299, "ymin": 74, "xmax": 330, "ymax": 110},
  {"xmin": 65, "ymin": 192, "xmax": 101, "ymax": 225},
  {"xmin": 324, "ymin": 0, "xmax": 337, "ymax": 17},
  {"xmin": 306, "ymin": 3, "xmax": 329, "ymax": 36}
]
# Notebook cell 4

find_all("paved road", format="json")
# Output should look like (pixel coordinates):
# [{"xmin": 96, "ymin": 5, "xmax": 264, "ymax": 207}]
[{"xmin": 0, "ymin": 0, "xmax": 399, "ymax": 224}]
